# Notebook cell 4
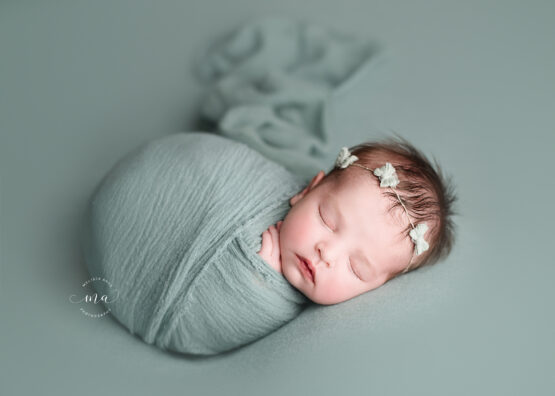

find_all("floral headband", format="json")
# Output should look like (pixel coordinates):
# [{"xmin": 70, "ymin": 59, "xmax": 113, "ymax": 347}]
[{"xmin": 335, "ymin": 147, "xmax": 429, "ymax": 259}]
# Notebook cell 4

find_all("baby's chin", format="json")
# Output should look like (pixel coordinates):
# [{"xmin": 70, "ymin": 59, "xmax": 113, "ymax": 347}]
[{"xmin": 281, "ymin": 259, "xmax": 321, "ymax": 303}]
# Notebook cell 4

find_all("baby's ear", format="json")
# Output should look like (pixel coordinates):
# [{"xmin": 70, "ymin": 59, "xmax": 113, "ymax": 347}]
[
  {"xmin": 290, "ymin": 171, "xmax": 325, "ymax": 206},
  {"xmin": 289, "ymin": 189, "xmax": 307, "ymax": 206}
]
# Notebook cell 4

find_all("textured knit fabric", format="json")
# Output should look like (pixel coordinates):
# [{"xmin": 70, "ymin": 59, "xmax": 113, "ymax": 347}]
[{"xmin": 81, "ymin": 132, "xmax": 308, "ymax": 355}]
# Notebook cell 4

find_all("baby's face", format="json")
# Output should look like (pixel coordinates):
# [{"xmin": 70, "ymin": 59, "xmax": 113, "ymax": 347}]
[{"xmin": 279, "ymin": 170, "xmax": 414, "ymax": 305}]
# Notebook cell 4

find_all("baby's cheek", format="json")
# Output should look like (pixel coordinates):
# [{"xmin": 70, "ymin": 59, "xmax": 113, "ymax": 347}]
[
  {"xmin": 290, "ymin": 219, "xmax": 313, "ymax": 243},
  {"xmin": 314, "ymin": 281, "xmax": 356, "ymax": 305}
]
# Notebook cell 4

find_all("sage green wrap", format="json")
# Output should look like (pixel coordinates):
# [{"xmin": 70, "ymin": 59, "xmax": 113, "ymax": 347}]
[{"xmin": 81, "ymin": 132, "xmax": 309, "ymax": 355}]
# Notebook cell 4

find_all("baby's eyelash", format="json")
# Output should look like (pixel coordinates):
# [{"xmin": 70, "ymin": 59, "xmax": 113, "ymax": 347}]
[
  {"xmin": 348, "ymin": 259, "xmax": 361, "ymax": 280},
  {"xmin": 318, "ymin": 206, "xmax": 333, "ymax": 231}
]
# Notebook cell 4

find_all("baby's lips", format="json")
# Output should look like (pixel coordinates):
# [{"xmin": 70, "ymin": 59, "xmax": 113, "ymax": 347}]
[{"xmin": 276, "ymin": 221, "xmax": 283, "ymax": 231}]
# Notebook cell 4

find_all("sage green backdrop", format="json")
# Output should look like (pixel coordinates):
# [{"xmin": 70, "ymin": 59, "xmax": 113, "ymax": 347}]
[{"xmin": 1, "ymin": 1, "xmax": 554, "ymax": 395}]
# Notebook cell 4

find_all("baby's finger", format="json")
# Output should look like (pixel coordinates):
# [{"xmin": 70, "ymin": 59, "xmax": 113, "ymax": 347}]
[{"xmin": 258, "ymin": 229, "xmax": 270, "ymax": 254}]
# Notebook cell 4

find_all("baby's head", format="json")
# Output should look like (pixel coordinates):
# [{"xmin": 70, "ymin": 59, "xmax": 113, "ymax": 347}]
[{"xmin": 278, "ymin": 137, "xmax": 457, "ymax": 305}]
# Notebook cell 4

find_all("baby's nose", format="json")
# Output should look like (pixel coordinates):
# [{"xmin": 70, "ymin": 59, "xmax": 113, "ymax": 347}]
[{"xmin": 316, "ymin": 244, "xmax": 332, "ymax": 267}]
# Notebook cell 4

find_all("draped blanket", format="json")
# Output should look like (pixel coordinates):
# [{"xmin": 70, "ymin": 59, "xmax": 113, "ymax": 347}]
[
  {"xmin": 81, "ymin": 16, "xmax": 380, "ymax": 355},
  {"xmin": 194, "ymin": 15, "xmax": 381, "ymax": 183}
]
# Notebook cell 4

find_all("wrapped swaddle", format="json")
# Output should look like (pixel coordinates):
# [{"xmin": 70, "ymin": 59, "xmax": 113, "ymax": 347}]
[{"xmin": 81, "ymin": 132, "xmax": 309, "ymax": 355}]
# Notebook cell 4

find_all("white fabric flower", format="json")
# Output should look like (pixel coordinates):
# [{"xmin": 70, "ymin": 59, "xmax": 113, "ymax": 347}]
[
  {"xmin": 409, "ymin": 223, "xmax": 429, "ymax": 256},
  {"xmin": 335, "ymin": 147, "xmax": 358, "ymax": 169},
  {"xmin": 373, "ymin": 163, "xmax": 400, "ymax": 188}
]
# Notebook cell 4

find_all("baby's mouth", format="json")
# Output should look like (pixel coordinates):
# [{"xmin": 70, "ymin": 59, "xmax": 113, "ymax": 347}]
[{"xmin": 297, "ymin": 255, "xmax": 315, "ymax": 283}]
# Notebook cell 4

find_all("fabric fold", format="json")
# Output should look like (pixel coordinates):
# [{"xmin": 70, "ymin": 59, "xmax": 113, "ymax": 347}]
[{"xmin": 193, "ymin": 15, "xmax": 383, "ymax": 182}]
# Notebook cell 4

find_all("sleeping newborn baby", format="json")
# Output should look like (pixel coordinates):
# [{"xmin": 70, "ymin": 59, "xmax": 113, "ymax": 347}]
[
  {"xmin": 80, "ymin": 15, "xmax": 458, "ymax": 357},
  {"xmin": 81, "ymin": 132, "xmax": 456, "ymax": 356},
  {"xmin": 258, "ymin": 141, "xmax": 456, "ymax": 305}
]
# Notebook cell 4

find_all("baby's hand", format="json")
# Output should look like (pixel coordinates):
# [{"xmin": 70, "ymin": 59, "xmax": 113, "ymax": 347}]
[{"xmin": 257, "ymin": 221, "xmax": 283, "ymax": 274}]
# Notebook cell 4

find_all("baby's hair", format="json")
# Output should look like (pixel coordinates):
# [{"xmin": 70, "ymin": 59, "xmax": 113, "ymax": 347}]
[{"xmin": 325, "ymin": 135, "xmax": 458, "ymax": 279}]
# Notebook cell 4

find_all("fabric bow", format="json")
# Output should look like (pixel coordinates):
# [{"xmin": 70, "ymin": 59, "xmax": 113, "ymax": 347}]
[
  {"xmin": 335, "ymin": 147, "xmax": 358, "ymax": 169},
  {"xmin": 409, "ymin": 223, "xmax": 429, "ymax": 256},
  {"xmin": 373, "ymin": 163, "xmax": 400, "ymax": 188}
]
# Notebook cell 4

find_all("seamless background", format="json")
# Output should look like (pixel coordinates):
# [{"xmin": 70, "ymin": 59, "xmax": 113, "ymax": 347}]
[{"xmin": 1, "ymin": 1, "xmax": 554, "ymax": 395}]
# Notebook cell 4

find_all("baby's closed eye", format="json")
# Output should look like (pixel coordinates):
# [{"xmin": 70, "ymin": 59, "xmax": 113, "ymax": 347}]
[{"xmin": 318, "ymin": 206, "xmax": 334, "ymax": 232}]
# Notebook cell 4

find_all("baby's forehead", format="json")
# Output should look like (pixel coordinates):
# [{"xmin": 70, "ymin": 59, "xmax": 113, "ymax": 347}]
[
  {"xmin": 328, "ymin": 172, "xmax": 383, "ymax": 203},
  {"xmin": 328, "ymin": 174, "xmax": 409, "ymax": 230}
]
